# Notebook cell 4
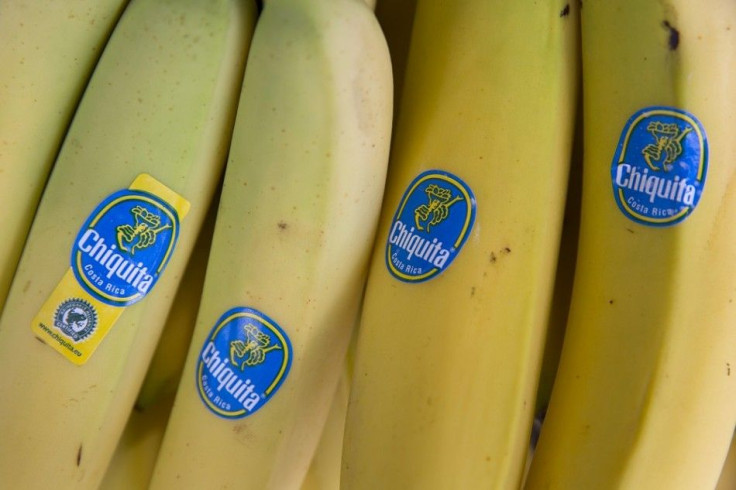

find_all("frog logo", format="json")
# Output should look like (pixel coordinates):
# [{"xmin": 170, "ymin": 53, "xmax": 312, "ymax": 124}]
[
  {"xmin": 197, "ymin": 307, "xmax": 292, "ymax": 419},
  {"xmin": 54, "ymin": 298, "xmax": 98, "ymax": 342},
  {"xmin": 116, "ymin": 205, "xmax": 173, "ymax": 255},
  {"xmin": 386, "ymin": 169, "xmax": 476, "ymax": 282},
  {"xmin": 611, "ymin": 106, "xmax": 707, "ymax": 227}
]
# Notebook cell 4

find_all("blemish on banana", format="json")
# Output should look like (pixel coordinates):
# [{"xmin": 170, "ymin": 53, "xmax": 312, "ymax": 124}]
[
  {"xmin": 23, "ymin": 280, "xmax": 31, "ymax": 293},
  {"xmin": 560, "ymin": 4, "xmax": 570, "ymax": 17},
  {"xmin": 608, "ymin": 299, "xmax": 615, "ymax": 305},
  {"xmin": 34, "ymin": 336, "xmax": 46, "ymax": 345},
  {"xmin": 662, "ymin": 20, "xmax": 680, "ymax": 50},
  {"xmin": 76, "ymin": 445, "xmax": 83, "ymax": 466},
  {"xmin": 277, "ymin": 221, "xmax": 288, "ymax": 230},
  {"xmin": 470, "ymin": 286, "xmax": 476, "ymax": 297}
]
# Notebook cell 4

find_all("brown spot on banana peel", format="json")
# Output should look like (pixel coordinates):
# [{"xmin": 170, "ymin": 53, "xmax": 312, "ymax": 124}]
[
  {"xmin": 560, "ymin": 3, "xmax": 570, "ymax": 17},
  {"xmin": 76, "ymin": 445, "xmax": 82, "ymax": 466},
  {"xmin": 663, "ymin": 20, "xmax": 680, "ymax": 50},
  {"xmin": 489, "ymin": 247, "xmax": 511, "ymax": 264},
  {"xmin": 34, "ymin": 336, "xmax": 46, "ymax": 344}
]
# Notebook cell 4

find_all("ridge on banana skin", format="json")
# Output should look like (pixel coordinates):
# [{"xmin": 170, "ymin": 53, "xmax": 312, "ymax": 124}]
[
  {"xmin": 0, "ymin": 0, "xmax": 256, "ymax": 488},
  {"xmin": 148, "ymin": 0, "xmax": 392, "ymax": 488},
  {"xmin": 524, "ymin": 1, "xmax": 736, "ymax": 489}
]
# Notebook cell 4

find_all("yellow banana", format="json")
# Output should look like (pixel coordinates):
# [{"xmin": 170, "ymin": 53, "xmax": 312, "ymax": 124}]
[
  {"xmin": 0, "ymin": 0, "xmax": 129, "ymax": 312},
  {"xmin": 98, "ymin": 392, "xmax": 176, "ymax": 490},
  {"xmin": 148, "ymin": 0, "xmax": 392, "ymax": 488},
  {"xmin": 524, "ymin": 1, "xmax": 736, "ymax": 489},
  {"xmin": 340, "ymin": 1, "xmax": 579, "ymax": 488},
  {"xmin": 0, "ymin": 0, "xmax": 256, "ymax": 488}
]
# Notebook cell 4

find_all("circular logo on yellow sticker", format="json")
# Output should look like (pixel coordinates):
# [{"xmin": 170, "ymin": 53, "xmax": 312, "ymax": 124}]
[{"xmin": 54, "ymin": 298, "xmax": 98, "ymax": 342}]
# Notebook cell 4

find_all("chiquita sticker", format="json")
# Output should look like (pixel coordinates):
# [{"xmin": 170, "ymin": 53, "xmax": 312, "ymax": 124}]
[
  {"xmin": 31, "ymin": 174, "xmax": 190, "ymax": 365},
  {"xmin": 611, "ymin": 106, "xmax": 708, "ymax": 226},
  {"xmin": 386, "ymin": 169, "xmax": 476, "ymax": 282},
  {"xmin": 72, "ymin": 188, "xmax": 180, "ymax": 306},
  {"xmin": 196, "ymin": 307, "xmax": 293, "ymax": 419}
]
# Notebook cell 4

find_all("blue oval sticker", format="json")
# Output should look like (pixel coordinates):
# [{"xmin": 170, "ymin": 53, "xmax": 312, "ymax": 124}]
[
  {"xmin": 386, "ymin": 169, "xmax": 476, "ymax": 282},
  {"xmin": 611, "ymin": 106, "xmax": 708, "ymax": 226},
  {"xmin": 71, "ymin": 189, "xmax": 180, "ymax": 306},
  {"xmin": 196, "ymin": 307, "xmax": 292, "ymax": 419}
]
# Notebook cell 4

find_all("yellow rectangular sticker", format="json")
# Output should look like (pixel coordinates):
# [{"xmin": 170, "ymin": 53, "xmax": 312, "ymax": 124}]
[{"xmin": 31, "ymin": 173, "xmax": 190, "ymax": 365}]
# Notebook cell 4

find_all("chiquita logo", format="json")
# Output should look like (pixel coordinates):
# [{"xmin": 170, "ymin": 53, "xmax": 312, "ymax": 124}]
[
  {"xmin": 386, "ymin": 169, "xmax": 476, "ymax": 282},
  {"xmin": 196, "ymin": 307, "xmax": 292, "ymax": 419},
  {"xmin": 611, "ymin": 106, "xmax": 708, "ymax": 226},
  {"xmin": 71, "ymin": 189, "xmax": 180, "ymax": 306}
]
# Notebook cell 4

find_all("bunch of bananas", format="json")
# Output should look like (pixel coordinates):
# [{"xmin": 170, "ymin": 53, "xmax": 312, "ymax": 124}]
[{"xmin": 1, "ymin": 0, "xmax": 734, "ymax": 489}]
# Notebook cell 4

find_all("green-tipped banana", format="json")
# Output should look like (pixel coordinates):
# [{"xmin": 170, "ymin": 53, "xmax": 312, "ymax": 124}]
[
  {"xmin": 0, "ymin": 0, "xmax": 256, "ymax": 488},
  {"xmin": 0, "ymin": 0, "xmax": 129, "ymax": 313},
  {"xmin": 149, "ymin": 0, "xmax": 392, "ymax": 487},
  {"xmin": 340, "ymin": 0, "xmax": 579, "ymax": 488},
  {"xmin": 524, "ymin": 2, "xmax": 736, "ymax": 489}
]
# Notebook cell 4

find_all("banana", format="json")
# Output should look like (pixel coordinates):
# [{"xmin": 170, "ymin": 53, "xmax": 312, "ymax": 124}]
[
  {"xmin": 524, "ymin": 2, "xmax": 736, "ymax": 489},
  {"xmin": 98, "ymin": 392, "xmax": 176, "ymax": 490},
  {"xmin": 0, "ymin": 0, "xmax": 129, "ymax": 313},
  {"xmin": 0, "ymin": 0, "xmax": 256, "ymax": 488},
  {"xmin": 148, "ymin": 0, "xmax": 392, "ymax": 488},
  {"xmin": 340, "ymin": 1, "xmax": 579, "ymax": 488}
]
